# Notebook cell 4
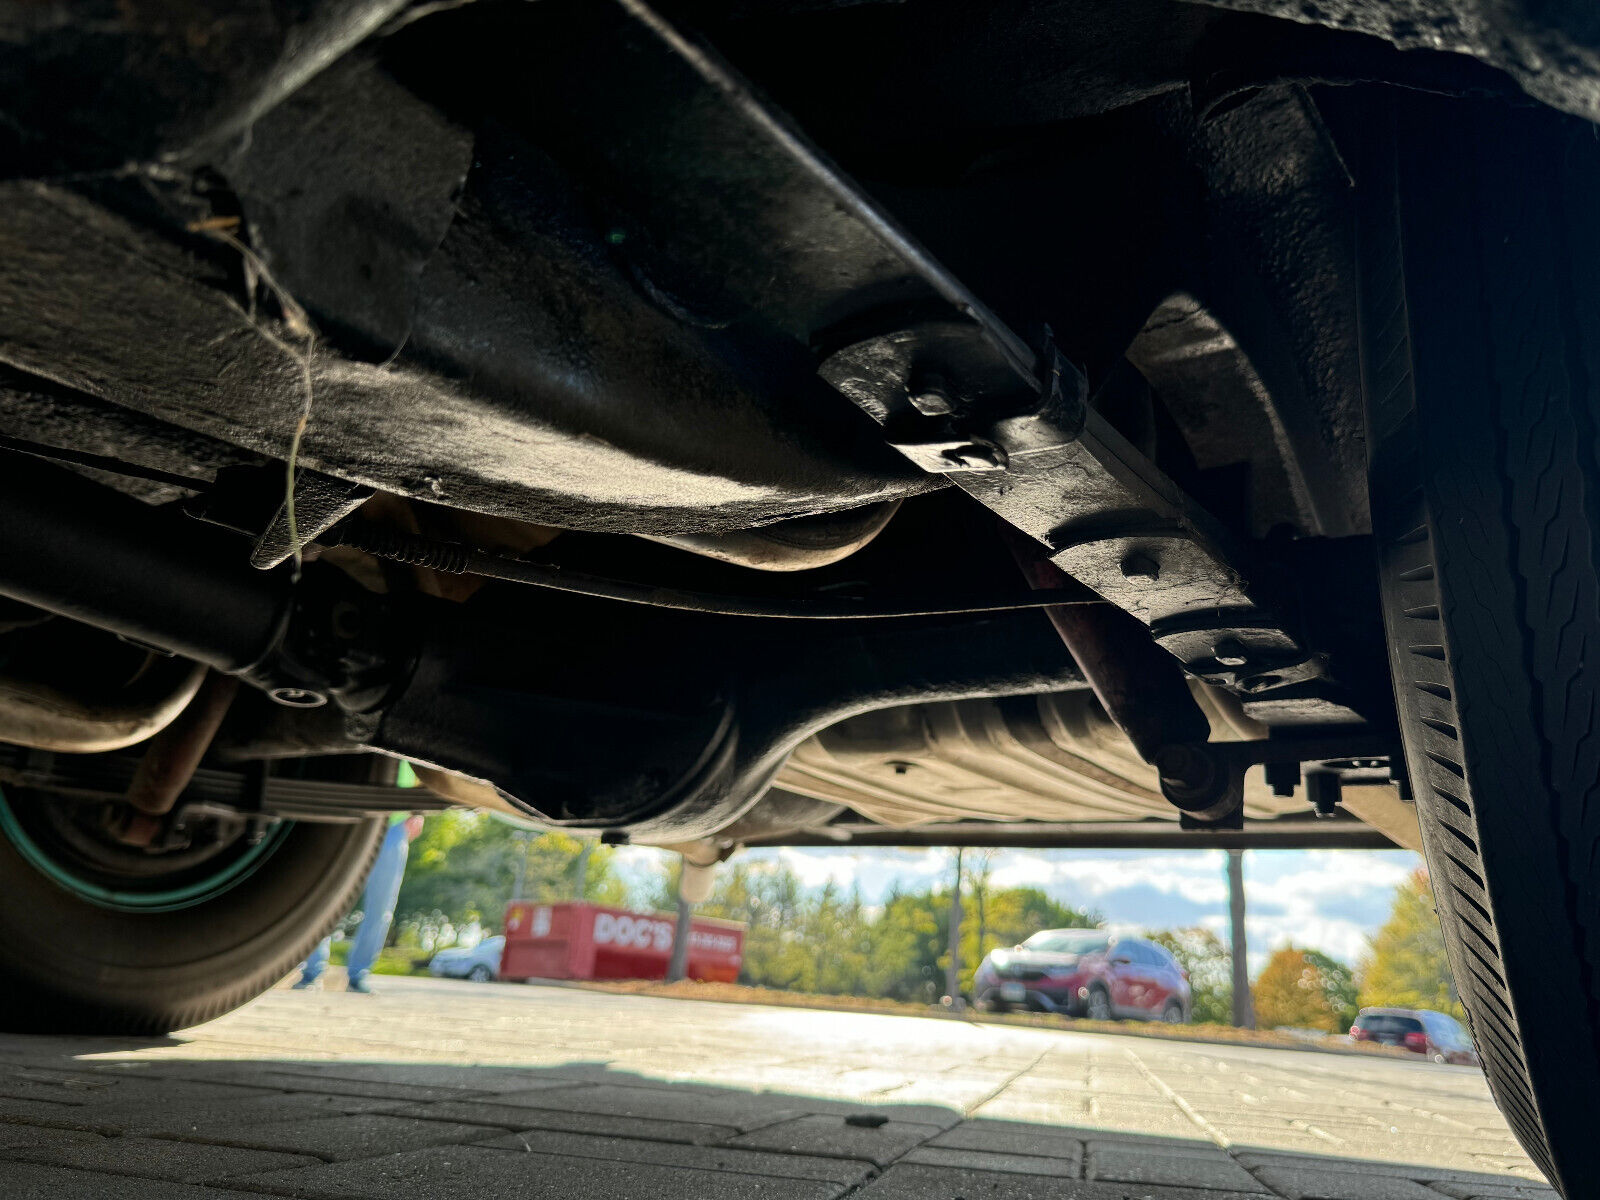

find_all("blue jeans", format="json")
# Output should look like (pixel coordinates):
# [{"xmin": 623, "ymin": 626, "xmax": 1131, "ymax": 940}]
[
  {"xmin": 299, "ymin": 935, "xmax": 331, "ymax": 984},
  {"xmin": 297, "ymin": 819, "xmax": 411, "ymax": 986}
]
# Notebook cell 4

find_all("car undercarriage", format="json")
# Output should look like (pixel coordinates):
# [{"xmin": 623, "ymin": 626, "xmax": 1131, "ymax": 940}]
[{"xmin": 4, "ymin": 0, "xmax": 1600, "ymax": 1192}]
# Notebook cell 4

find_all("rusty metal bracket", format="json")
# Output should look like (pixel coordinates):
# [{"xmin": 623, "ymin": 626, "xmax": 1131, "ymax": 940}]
[{"xmin": 820, "ymin": 325, "xmax": 1330, "ymax": 715}]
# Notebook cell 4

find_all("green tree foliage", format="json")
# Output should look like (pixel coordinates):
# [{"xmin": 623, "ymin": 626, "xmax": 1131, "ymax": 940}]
[
  {"xmin": 1149, "ymin": 927, "xmax": 1233, "ymax": 1025},
  {"xmin": 393, "ymin": 812, "xmax": 624, "ymax": 948},
  {"xmin": 669, "ymin": 857, "xmax": 1096, "ymax": 1001},
  {"xmin": 1358, "ymin": 868, "xmax": 1464, "ymax": 1019},
  {"xmin": 1252, "ymin": 945, "xmax": 1359, "ymax": 1033},
  {"xmin": 1301, "ymin": 948, "xmax": 1359, "ymax": 1031}
]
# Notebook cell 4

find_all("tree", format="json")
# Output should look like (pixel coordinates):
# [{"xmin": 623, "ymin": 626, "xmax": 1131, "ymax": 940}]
[
  {"xmin": 1301, "ymin": 948, "xmax": 1359, "ymax": 1031},
  {"xmin": 655, "ymin": 855, "xmax": 1096, "ymax": 1001},
  {"xmin": 1252, "ymin": 945, "xmax": 1359, "ymax": 1033},
  {"xmin": 1358, "ymin": 868, "xmax": 1464, "ymax": 1019},
  {"xmin": 394, "ymin": 812, "xmax": 623, "ymax": 948},
  {"xmin": 1150, "ymin": 927, "xmax": 1233, "ymax": 1025},
  {"xmin": 693, "ymin": 862, "xmax": 819, "ymax": 992},
  {"xmin": 965, "ymin": 850, "xmax": 998, "ymax": 979}
]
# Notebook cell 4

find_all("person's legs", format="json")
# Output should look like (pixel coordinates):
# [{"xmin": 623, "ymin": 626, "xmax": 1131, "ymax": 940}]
[
  {"xmin": 344, "ymin": 820, "xmax": 411, "ymax": 992},
  {"xmin": 292, "ymin": 936, "xmax": 332, "ymax": 988}
]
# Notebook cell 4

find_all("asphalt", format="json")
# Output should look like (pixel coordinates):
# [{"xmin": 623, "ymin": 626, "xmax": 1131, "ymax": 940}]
[{"xmin": 0, "ymin": 974, "xmax": 1553, "ymax": 1199}]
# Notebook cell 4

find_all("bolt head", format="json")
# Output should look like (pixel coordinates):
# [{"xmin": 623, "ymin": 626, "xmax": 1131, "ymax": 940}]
[
  {"xmin": 1213, "ymin": 638, "xmax": 1250, "ymax": 668},
  {"xmin": 908, "ymin": 384, "xmax": 955, "ymax": 417},
  {"xmin": 1119, "ymin": 552, "xmax": 1161, "ymax": 583}
]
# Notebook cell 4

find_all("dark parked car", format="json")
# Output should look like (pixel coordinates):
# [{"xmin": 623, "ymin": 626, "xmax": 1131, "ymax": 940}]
[
  {"xmin": 974, "ymin": 932, "xmax": 1190, "ymax": 1023},
  {"xmin": 1350, "ymin": 1008, "xmax": 1479, "ymax": 1066}
]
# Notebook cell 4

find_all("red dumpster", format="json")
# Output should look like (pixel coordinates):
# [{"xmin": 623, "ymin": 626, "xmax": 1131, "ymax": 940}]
[{"xmin": 500, "ymin": 901, "xmax": 745, "ymax": 983}]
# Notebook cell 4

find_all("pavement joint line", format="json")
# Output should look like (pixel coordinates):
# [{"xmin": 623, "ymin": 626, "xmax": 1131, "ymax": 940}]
[
  {"xmin": 1289, "ymin": 1118, "xmax": 1347, "ymax": 1146},
  {"xmin": 1123, "ymin": 1046, "xmax": 1300, "ymax": 1200},
  {"xmin": 431, "ymin": 1087, "xmax": 908, "ymax": 1140},
  {"xmin": 1121, "ymin": 1049, "xmax": 1230, "ymax": 1151},
  {"xmin": 795, "ymin": 1106, "xmax": 972, "ymax": 1196},
  {"xmin": 959, "ymin": 1048, "xmax": 1051, "ymax": 1117},
  {"xmin": 1379, "ymin": 1099, "xmax": 1478, "ymax": 1132},
  {"xmin": 487, "ymin": 1133, "xmax": 864, "ymax": 1190},
  {"xmin": 731, "ymin": 1108, "xmax": 841, "ymax": 1139}
]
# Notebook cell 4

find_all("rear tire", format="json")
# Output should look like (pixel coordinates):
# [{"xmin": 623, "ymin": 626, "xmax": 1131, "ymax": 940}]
[
  {"xmin": 0, "ymin": 784, "xmax": 381, "ymax": 1034},
  {"xmin": 1360, "ymin": 95, "xmax": 1600, "ymax": 1195},
  {"xmin": 1161, "ymin": 1000, "xmax": 1184, "ymax": 1025},
  {"xmin": 468, "ymin": 964, "xmax": 493, "ymax": 982},
  {"xmin": 1085, "ymin": 986, "xmax": 1112, "ymax": 1022}
]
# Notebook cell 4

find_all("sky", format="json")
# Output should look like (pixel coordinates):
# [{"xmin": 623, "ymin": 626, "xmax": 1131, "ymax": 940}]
[{"xmin": 611, "ymin": 845, "xmax": 1422, "ymax": 972}]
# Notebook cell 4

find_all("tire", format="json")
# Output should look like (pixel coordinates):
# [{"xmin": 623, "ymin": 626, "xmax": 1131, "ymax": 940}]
[
  {"xmin": 468, "ymin": 964, "xmax": 493, "ymax": 982},
  {"xmin": 1359, "ymin": 95, "xmax": 1600, "ymax": 1195},
  {"xmin": 0, "ymin": 785, "xmax": 382, "ymax": 1034},
  {"xmin": 1085, "ymin": 986, "xmax": 1112, "ymax": 1022},
  {"xmin": 1161, "ymin": 1000, "xmax": 1184, "ymax": 1025}
]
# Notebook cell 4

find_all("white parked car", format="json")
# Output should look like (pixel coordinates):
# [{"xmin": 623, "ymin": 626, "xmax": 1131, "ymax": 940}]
[{"xmin": 427, "ymin": 935, "xmax": 505, "ymax": 982}]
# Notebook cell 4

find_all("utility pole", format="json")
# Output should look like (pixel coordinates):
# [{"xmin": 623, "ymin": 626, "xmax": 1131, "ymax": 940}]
[
  {"xmin": 945, "ymin": 848, "xmax": 965, "ymax": 1009},
  {"xmin": 970, "ymin": 849, "xmax": 995, "ymax": 963},
  {"xmin": 666, "ymin": 859, "xmax": 693, "ymax": 983},
  {"xmin": 510, "ymin": 830, "xmax": 533, "ymax": 901},
  {"xmin": 572, "ymin": 840, "xmax": 593, "ymax": 900},
  {"xmin": 1227, "ymin": 849, "xmax": 1255, "ymax": 1029}
]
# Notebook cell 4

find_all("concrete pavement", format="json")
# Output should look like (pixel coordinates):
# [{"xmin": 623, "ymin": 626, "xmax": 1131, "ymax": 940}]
[{"xmin": 0, "ymin": 976, "xmax": 1552, "ymax": 1199}]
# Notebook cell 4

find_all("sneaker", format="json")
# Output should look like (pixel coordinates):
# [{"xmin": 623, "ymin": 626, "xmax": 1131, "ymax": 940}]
[
  {"xmin": 291, "ymin": 977, "xmax": 321, "ymax": 991},
  {"xmin": 346, "ymin": 975, "xmax": 374, "ymax": 994}
]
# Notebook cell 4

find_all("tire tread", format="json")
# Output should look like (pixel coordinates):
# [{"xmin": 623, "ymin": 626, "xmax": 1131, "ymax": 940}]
[{"xmin": 1362, "ymin": 98, "xmax": 1600, "ymax": 1194}]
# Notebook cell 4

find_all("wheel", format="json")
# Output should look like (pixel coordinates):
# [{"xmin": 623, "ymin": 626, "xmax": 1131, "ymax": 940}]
[
  {"xmin": 468, "ymin": 964, "xmax": 493, "ymax": 982},
  {"xmin": 1161, "ymin": 1000, "xmax": 1184, "ymax": 1025},
  {"xmin": 1359, "ymin": 94, "xmax": 1600, "ymax": 1195},
  {"xmin": 1085, "ymin": 986, "xmax": 1112, "ymax": 1022},
  {"xmin": 0, "ymin": 784, "xmax": 382, "ymax": 1034}
]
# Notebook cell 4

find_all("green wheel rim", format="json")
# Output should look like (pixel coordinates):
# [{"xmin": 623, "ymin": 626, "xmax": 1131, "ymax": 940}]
[{"xmin": 0, "ymin": 786, "xmax": 292, "ymax": 913}]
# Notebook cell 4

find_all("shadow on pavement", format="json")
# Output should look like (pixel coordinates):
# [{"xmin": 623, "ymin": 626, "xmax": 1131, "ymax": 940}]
[{"xmin": 0, "ymin": 1051, "xmax": 1556, "ymax": 1199}]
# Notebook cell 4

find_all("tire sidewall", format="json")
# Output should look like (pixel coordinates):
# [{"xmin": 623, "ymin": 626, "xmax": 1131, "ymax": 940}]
[{"xmin": 0, "ymin": 802, "xmax": 382, "ymax": 1032}]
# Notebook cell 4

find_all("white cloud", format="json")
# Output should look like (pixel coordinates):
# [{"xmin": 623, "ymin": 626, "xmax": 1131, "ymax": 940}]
[
  {"xmin": 763, "ymin": 848, "xmax": 948, "ymax": 892},
  {"xmin": 1246, "ymin": 912, "xmax": 1375, "ymax": 967},
  {"xmin": 990, "ymin": 850, "xmax": 1229, "ymax": 907},
  {"xmin": 1232, "ymin": 849, "xmax": 1419, "ymax": 968}
]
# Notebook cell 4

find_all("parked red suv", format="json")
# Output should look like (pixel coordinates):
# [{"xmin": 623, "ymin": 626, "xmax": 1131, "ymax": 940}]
[
  {"xmin": 974, "ymin": 931, "xmax": 1191, "ymax": 1023},
  {"xmin": 1350, "ymin": 1008, "xmax": 1480, "ymax": 1066}
]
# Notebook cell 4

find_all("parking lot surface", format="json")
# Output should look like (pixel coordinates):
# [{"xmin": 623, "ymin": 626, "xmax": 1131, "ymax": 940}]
[{"xmin": 0, "ymin": 975, "xmax": 1551, "ymax": 1199}]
